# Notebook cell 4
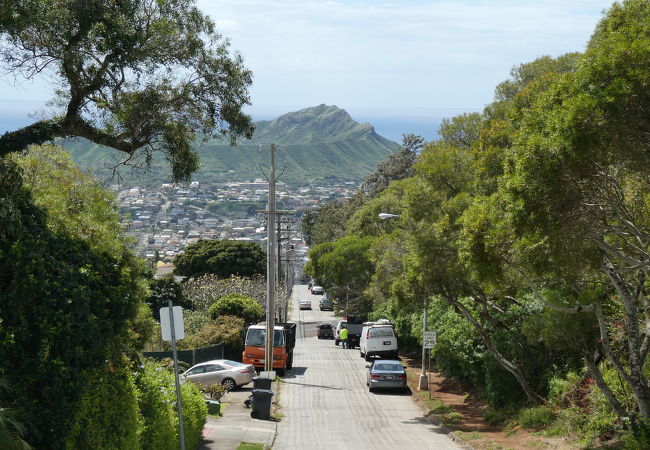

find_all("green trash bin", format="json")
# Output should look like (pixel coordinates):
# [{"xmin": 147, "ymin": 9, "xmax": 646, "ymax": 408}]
[
  {"xmin": 253, "ymin": 377, "xmax": 272, "ymax": 390},
  {"xmin": 252, "ymin": 389, "xmax": 274, "ymax": 420}
]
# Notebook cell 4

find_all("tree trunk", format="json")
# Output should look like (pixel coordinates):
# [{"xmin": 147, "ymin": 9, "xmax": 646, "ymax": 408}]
[
  {"xmin": 451, "ymin": 298, "xmax": 546, "ymax": 405},
  {"xmin": 584, "ymin": 351, "xmax": 627, "ymax": 417},
  {"xmin": 603, "ymin": 258, "xmax": 650, "ymax": 417}
]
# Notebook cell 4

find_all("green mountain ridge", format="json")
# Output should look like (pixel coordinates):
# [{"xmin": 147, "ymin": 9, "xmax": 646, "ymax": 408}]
[{"xmin": 61, "ymin": 104, "xmax": 399, "ymax": 187}]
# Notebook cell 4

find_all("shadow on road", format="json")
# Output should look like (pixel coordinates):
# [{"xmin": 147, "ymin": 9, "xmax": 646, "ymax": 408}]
[
  {"xmin": 282, "ymin": 366, "xmax": 308, "ymax": 378},
  {"xmin": 280, "ymin": 379, "xmax": 345, "ymax": 391},
  {"xmin": 370, "ymin": 387, "xmax": 412, "ymax": 396}
]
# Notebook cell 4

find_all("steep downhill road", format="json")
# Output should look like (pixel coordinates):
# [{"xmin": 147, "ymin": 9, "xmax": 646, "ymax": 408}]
[{"xmin": 273, "ymin": 285, "xmax": 461, "ymax": 450}]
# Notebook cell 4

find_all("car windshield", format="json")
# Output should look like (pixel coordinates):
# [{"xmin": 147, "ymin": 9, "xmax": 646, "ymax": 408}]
[
  {"xmin": 245, "ymin": 328, "xmax": 284, "ymax": 347},
  {"xmin": 374, "ymin": 363, "xmax": 402, "ymax": 371},
  {"xmin": 369, "ymin": 327, "xmax": 395, "ymax": 338},
  {"xmin": 319, "ymin": 324, "xmax": 332, "ymax": 329}
]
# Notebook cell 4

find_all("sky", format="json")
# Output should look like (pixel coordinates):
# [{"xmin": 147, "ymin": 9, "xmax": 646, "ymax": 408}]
[{"xmin": 0, "ymin": 0, "xmax": 614, "ymax": 141}]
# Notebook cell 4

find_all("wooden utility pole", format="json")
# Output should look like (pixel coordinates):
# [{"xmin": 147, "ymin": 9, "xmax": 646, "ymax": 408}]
[{"xmin": 265, "ymin": 143, "xmax": 277, "ymax": 373}]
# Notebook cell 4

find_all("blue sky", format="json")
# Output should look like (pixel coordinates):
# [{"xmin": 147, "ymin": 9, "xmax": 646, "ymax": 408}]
[{"xmin": 0, "ymin": 0, "xmax": 614, "ymax": 141}]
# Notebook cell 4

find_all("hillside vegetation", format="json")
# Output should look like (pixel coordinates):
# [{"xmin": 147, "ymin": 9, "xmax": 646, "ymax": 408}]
[{"xmin": 62, "ymin": 104, "xmax": 398, "ymax": 186}]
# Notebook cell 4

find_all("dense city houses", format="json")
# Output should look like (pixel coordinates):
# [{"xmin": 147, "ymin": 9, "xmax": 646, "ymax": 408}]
[{"xmin": 114, "ymin": 178, "xmax": 357, "ymax": 262}]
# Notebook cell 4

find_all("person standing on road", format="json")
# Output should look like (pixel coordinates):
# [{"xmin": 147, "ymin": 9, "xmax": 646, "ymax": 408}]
[{"xmin": 340, "ymin": 325, "xmax": 349, "ymax": 349}]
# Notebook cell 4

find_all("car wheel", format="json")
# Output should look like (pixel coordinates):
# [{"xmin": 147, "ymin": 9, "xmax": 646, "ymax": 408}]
[
  {"xmin": 277, "ymin": 368, "xmax": 285, "ymax": 376},
  {"xmin": 369, "ymin": 386, "xmax": 374, "ymax": 393},
  {"xmin": 364, "ymin": 353, "xmax": 371, "ymax": 362},
  {"xmin": 221, "ymin": 378, "xmax": 236, "ymax": 391},
  {"xmin": 360, "ymin": 351, "xmax": 365, "ymax": 358},
  {"xmin": 335, "ymin": 340, "xmax": 339, "ymax": 346}
]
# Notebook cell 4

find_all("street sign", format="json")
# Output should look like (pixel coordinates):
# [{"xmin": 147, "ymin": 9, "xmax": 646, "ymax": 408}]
[
  {"xmin": 423, "ymin": 330, "xmax": 436, "ymax": 349},
  {"xmin": 160, "ymin": 306, "xmax": 185, "ymax": 341}
]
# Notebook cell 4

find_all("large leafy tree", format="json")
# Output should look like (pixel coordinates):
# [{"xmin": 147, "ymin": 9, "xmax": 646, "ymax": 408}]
[
  {"xmin": 0, "ymin": 0, "xmax": 253, "ymax": 182},
  {"xmin": 174, "ymin": 239, "xmax": 266, "ymax": 279},
  {"xmin": 500, "ymin": 0, "xmax": 650, "ymax": 419},
  {"xmin": 362, "ymin": 133, "xmax": 423, "ymax": 198},
  {"xmin": 306, "ymin": 235, "xmax": 375, "ymax": 315},
  {"xmin": 0, "ymin": 155, "xmax": 147, "ymax": 448}
]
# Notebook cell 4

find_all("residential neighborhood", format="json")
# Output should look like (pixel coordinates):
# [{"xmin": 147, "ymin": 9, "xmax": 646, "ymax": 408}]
[{"xmin": 115, "ymin": 179, "xmax": 357, "ymax": 262}]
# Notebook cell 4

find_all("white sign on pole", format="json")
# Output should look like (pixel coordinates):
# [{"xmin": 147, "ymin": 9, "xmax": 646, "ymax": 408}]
[
  {"xmin": 423, "ymin": 330, "xmax": 436, "ymax": 349},
  {"xmin": 160, "ymin": 306, "xmax": 185, "ymax": 341}
]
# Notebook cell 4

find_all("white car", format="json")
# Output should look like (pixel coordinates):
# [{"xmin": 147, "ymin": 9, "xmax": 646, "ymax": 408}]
[
  {"xmin": 182, "ymin": 359, "xmax": 256, "ymax": 390},
  {"xmin": 298, "ymin": 299, "xmax": 312, "ymax": 310},
  {"xmin": 311, "ymin": 286, "xmax": 324, "ymax": 295}
]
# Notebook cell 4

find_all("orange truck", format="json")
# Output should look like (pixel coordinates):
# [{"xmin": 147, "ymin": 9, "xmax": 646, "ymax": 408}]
[{"xmin": 242, "ymin": 323, "xmax": 296, "ymax": 375}]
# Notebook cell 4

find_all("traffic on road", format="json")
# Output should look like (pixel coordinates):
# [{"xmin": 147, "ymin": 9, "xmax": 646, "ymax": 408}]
[{"xmin": 270, "ymin": 284, "xmax": 461, "ymax": 449}]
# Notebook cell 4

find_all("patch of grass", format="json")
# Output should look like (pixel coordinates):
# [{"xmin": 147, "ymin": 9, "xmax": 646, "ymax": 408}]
[
  {"xmin": 518, "ymin": 406, "xmax": 556, "ymax": 430},
  {"xmin": 458, "ymin": 431, "xmax": 482, "ymax": 441},
  {"xmin": 483, "ymin": 406, "xmax": 517, "ymax": 426},
  {"xmin": 522, "ymin": 439, "xmax": 547, "ymax": 447},
  {"xmin": 442, "ymin": 411, "xmax": 462, "ymax": 425},
  {"xmin": 505, "ymin": 429, "xmax": 518, "ymax": 437},
  {"xmin": 416, "ymin": 391, "xmax": 453, "ymax": 415},
  {"xmin": 236, "ymin": 443, "xmax": 264, "ymax": 450}
]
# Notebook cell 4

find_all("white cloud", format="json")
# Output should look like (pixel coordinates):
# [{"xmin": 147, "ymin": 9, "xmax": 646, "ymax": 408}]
[{"xmin": 197, "ymin": 0, "xmax": 612, "ymax": 113}]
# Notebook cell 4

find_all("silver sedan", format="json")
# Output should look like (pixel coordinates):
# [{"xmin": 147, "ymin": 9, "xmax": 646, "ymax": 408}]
[
  {"xmin": 366, "ymin": 359, "xmax": 408, "ymax": 392},
  {"xmin": 182, "ymin": 359, "xmax": 256, "ymax": 391}
]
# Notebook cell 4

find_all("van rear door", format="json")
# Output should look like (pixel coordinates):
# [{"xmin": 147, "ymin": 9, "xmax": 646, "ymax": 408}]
[{"xmin": 366, "ymin": 326, "xmax": 397, "ymax": 353}]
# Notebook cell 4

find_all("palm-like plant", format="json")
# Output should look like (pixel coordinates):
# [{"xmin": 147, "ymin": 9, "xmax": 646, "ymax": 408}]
[{"xmin": 0, "ymin": 378, "xmax": 31, "ymax": 450}]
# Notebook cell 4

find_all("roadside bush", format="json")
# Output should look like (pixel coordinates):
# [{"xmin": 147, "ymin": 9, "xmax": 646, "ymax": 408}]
[
  {"xmin": 135, "ymin": 360, "xmax": 207, "ymax": 450},
  {"xmin": 518, "ymin": 406, "xmax": 556, "ymax": 430},
  {"xmin": 179, "ymin": 380, "xmax": 208, "ymax": 450},
  {"xmin": 135, "ymin": 361, "xmax": 176, "ymax": 450},
  {"xmin": 198, "ymin": 384, "xmax": 228, "ymax": 401},
  {"xmin": 181, "ymin": 315, "xmax": 246, "ymax": 351},
  {"xmin": 65, "ymin": 366, "xmax": 140, "ymax": 449},
  {"xmin": 208, "ymin": 293, "xmax": 263, "ymax": 324},
  {"xmin": 547, "ymin": 369, "xmax": 619, "ymax": 446}
]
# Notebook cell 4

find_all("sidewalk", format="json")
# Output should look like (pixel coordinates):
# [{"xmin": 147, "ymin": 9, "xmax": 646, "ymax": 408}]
[{"xmin": 198, "ymin": 386, "xmax": 277, "ymax": 450}]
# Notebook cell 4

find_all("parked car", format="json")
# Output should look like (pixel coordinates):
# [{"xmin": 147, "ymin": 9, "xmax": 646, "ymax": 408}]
[
  {"xmin": 298, "ymin": 299, "xmax": 312, "ymax": 310},
  {"xmin": 360, "ymin": 322, "xmax": 398, "ymax": 361},
  {"xmin": 319, "ymin": 297, "xmax": 334, "ymax": 311},
  {"xmin": 366, "ymin": 359, "xmax": 407, "ymax": 392},
  {"xmin": 311, "ymin": 285, "xmax": 324, "ymax": 295},
  {"xmin": 317, "ymin": 323, "xmax": 334, "ymax": 339},
  {"xmin": 182, "ymin": 359, "xmax": 256, "ymax": 390}
]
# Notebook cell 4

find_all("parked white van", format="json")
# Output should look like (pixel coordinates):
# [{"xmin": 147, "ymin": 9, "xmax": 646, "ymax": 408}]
[{"xmin": 359, "ymin": 322, "xmax": 398, "ymax": 361}]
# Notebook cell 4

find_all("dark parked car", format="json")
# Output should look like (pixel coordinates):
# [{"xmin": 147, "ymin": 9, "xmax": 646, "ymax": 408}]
[
  {"xmin": 319, "ymin": 297, "xmax": 333, "ymax": 311},
  {"xmin": 366, "ymin": 359, "xmax": 407, "ymax": 393},
  {"xmin": 317, "ymin": 323, "xmax": 334, "ymax": 339}
]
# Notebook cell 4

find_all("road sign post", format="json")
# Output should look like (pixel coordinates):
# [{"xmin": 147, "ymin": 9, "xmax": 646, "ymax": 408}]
[
  {"xmin": 423, "ymin": 331, "xmax": 436, "ymax": 349},
  {"xmin": 160, "ymin": 304, "xmax": 186, "ymax": 450}
]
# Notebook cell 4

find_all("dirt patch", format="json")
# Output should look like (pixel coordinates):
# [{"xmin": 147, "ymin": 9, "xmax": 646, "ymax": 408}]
[{"xmin": 401, "ymin": 355, "xmax": 577, "ymax": 449}]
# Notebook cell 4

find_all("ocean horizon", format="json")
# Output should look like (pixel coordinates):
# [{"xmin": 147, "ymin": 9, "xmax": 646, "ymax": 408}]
[{"xmin": 0, "ymin": 111, "xmax": 444, "ymax": 144}]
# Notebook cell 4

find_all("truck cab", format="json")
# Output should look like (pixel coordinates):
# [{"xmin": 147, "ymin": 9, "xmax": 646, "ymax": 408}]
[{"xmin": 242, "ymin": 323, "xmax": 296, "ymax": 375}]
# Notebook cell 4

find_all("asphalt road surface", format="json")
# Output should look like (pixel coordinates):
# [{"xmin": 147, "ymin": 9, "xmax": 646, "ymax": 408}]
[{"xmin": 273, "ymin": 285, "xmax": 461, "ymax": 450}]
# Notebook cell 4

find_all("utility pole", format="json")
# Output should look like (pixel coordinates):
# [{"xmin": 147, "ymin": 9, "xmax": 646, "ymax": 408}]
[
  {"xmin": 265, "ymin": 143, "xmax": 277, "ymax": 374},
  {"xmin": 258, "ymin": 145, "xmax": 295, "ymax": 372}
]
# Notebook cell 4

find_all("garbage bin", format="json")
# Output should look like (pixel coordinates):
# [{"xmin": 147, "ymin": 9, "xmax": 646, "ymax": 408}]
[
  {"xmin": 253, "ymin": 377, "xmax": 272, "ymax": 390},
  {"xmin": 251, "ymin": 389, "xmax": 274, "ymax": 420}
]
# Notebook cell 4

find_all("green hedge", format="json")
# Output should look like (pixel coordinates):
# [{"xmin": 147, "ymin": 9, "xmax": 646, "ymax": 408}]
[
  {"xmin": 136, "ymin": 360, "xmax": 207, "ymax": 450},
  {"xmin": 64, "ymin": 360, "xmax": 207, "ymax": 449},
  {"xmin": 65, "ymin": 367, "xmax": 140, "ymax": 449}
]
